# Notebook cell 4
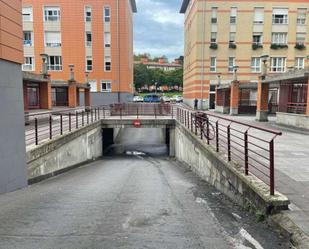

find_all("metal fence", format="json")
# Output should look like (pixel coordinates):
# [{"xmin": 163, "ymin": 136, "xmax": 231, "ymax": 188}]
[
  {"xmin": 25, "ymin": 106, "xmax": 109, "ymax": 147},
  {"xmin": 176, "ymin": 106, "xmax": 282, "ymax": 195}
]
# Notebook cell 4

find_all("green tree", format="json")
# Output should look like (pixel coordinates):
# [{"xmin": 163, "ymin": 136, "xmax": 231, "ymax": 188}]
[{"xmin": 134, "ymin": 64, "xmax": 150, "ymax": 90}]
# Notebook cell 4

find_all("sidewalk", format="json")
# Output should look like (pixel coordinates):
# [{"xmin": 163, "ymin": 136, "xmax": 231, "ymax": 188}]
[{"xmin": 209, "ymin": 112, "xmax": 309, "ymax": 237}]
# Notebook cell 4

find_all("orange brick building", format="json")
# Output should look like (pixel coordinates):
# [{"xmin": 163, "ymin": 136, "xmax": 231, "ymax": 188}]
[{"xmin": 22, "ymin": 0, "xmax": 136, "ymax": 107}]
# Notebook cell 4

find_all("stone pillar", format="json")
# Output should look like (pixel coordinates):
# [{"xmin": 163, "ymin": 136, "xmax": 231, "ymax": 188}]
[
  {"xmin": 84, "ymin": 88, "xmax": 91, "ymax": 107},
  {"xmin": 40, "ymin": 81, "xmax": 52, "ymax": 109},
  {"xmin": 68, "ymin": 80, "xmax": 77, "ymax": 108},
  {"xmin": 306, "ymin": 78, "xmax": 309, "ymax": 116},
  {"xmin": 256, "ymin": 77, "xmax": 269, "ymax": 121},
  {"xmin": 230, "ymin": 81, "xmax": 239, "ymax": 115}
]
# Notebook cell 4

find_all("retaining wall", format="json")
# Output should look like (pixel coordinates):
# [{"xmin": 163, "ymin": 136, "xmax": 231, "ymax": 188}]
[
  {"xmin": 26, "ymin": 121, "xmax": 102, "ymax": 183},
  {"xmin": 174, "ymin": 122, "xmax": 289, "ymax": 214}
]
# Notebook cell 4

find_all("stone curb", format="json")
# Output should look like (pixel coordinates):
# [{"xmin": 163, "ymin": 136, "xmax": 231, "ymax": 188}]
[{"xmin": 268, "ymin": 212, "xmax": 309, "ymax": 249}]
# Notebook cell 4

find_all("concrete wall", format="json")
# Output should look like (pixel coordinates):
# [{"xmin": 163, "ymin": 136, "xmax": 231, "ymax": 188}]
[
  {"xmin": 90, "ymin": 92, "xmax": 133, "ymax": 106},
  {"xmin": 215, "ymin": 105, "xmax": 230, "ymax": 114},
  {"xmin": 26, "ymin": 122, "xmax": 102, "ymax": 183},
  {"xmin": 174, "ymin": 122, "xmax": 289, "ymax": 214},
  {"xmin": 0, "ymin": 60, "xmax": 27, "ymax": 194},
  {"xmin": 276, "ymin": 112, "xmax": 309, "ymax": 129}
]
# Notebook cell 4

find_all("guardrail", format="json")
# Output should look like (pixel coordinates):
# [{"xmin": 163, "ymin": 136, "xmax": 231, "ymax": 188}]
[
  {"xmin": 176, "ymin": 106, "xmax": 282, "ymax": 195},
  {"xmin": 25, "ymin": 106, "xmax": 109, "ymax": 147},
  {"xmin": 25, "ymin": 103, "xmax": 175, "ymax": 147}
]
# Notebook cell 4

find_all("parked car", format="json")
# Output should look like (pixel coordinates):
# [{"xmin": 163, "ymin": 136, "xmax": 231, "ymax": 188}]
[
  {"xmin": 133, "ymin": 96, "xmax": 144, "ymax": 102},
  {"xmin": 175, "ymin": 95, "xmax": 183, "ymax": 103},
  {"xmin": 143, "ymin": 94, "xmax": 161, "ymax": 103},
  {"xmin": 161, "ymin": 96, "xmax": 171, "ymax": 102}
]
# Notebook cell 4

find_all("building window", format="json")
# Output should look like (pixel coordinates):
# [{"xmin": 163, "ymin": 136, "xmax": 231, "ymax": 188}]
[
  {"xmin": 23, "ymin": 31, "xmax": 33, "ymax": 46},
  {"xmin": 272, "ymin": 8, "xmax": 288, "ymax": 24},
  {"xmin": 228, "ymin": 57, "xmax": 235, "ymax": 72},
  {"xmin": 229, "ymin": 32, "xmax": 236, "ymax": 44},
  {"xmin": 295, "ymin": 57, "xmax": 305, "ymax": 70},
  {"xmin": 210, "ymin": 57, "xmax": 216, "ymax": 72},
  {"xmin": 211, "ymin": 7, "xmax": 218, "ymax": 24},
  {"xmin": 86, "ymin": 56, "xmax": 93, "ymax": 71},
  {"xmin": 104, "ymin": 56, "xmax": 111, "ymax": 71},
  {"xmin": 22, "ymin": 7, "xmax": 33, "ymax": 22},
  {"xmin": 45, "ymin": 32, "xmax": 61, "ymax": 47},
  {"xmin": 22, "ymin": 57, "xmax": 35, "ymax": 71},
  {"xmin": 272, "ymin": 32, "xmax": 287, "ymax": 45},
  {"xmin": 44, "ymin": 7, "xmax": 61, "ymax": 22},
  {"xmin": 86, "ymin": 32, "xmax": 92, "ymax": 47},
  {"xmin": 104, "ymin": 7, "xmax": 111, "ymax": 23},
  {"xmin": 254, "ymin": 7, "xmax": 264, "ymax": 24},
  {"xmin": 251, "ymin": 57, "xmax": 261, "ymax": 72},
  {"xmin": 48, "ymin": 56, "xmax": 62, "ymax": 71},
  {"xmin": 104, "ymin": 32, "xmax": 111, "ymax": 47},
  {"xmin": 230, "ymin": 7, "xmax": 237, "ymax": 24},
  {"xmin": 85, "ymin": 6, "xmax": 92, "ymax": 22},
  {"xmin": 270, "ymin": 57, "xmax": 286, "ymax": 72},
  {"xmin": 210, "ymin": 32, "xmax": 217, "ymax": 44},
  {"xmin": 296, "ymin": 33, "xmax": 306, "ymax": 45},
  {"xmin": 253, "ymin": 33, "xmax": 262, "ymax": 45},
  {"xmin": 101, "ymin": 80, "xmax": 111, "ymax": 92},
  {"xmin": 297, "ymin": 8, "xmax": 307, "ymax": 25},
  {"xmin": 89, "ymin": 80, "xmax": 97, "ymax": 92}
]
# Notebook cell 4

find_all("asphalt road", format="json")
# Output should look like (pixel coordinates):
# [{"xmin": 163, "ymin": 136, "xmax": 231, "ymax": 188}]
[{"xmin": 0, "ymin": 128, "xmax": 290, "ymax": 249}]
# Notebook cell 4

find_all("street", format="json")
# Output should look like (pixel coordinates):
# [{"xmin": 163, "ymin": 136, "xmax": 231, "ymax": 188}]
[{"xmin": 0, "ymin": 128, "xmax": 290, "ymax": 249}]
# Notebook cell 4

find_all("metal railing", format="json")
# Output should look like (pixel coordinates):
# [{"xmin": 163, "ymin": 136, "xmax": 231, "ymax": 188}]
[
  {"xmin": 176, "ymin": 106, "xmax": 282, "ymax": 195},
  {"xmin": 25, "ymin": 103, "xmax": 175, "ymax": 147},
  {"xmin": 25, "ymin": 106, "xmax": 109, "ymax": 147},
  {"xmin": 287, "ymin": 102, "xmax": 307, "ymax": 114}
]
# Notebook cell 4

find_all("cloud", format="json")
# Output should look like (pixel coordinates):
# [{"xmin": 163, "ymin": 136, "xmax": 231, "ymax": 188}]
[{"xmin": 134, "ymin": 0, "xmax": 184, "ymax": 61}]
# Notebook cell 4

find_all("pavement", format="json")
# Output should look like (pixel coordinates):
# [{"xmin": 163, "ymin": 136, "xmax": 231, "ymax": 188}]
[
  {"xmin": 209, "ymin": 112, "xmax": 309, "ymax": 238},
  {"xmin": 0, "ymin": 128, "xmax": 290, "ymax": 249}
]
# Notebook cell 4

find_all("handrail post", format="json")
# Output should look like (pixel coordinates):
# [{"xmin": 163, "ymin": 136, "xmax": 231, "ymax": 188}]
[
  {"xmin": 91, "ymin": 109, "xmax": 93, "ymax": 123},
  {"xmin": 82, "ymin": 111, "xmax": 84, "ymax": 126},
  {"xmin": 194, "ymin": 114, "xmax": 197, "ymax": 135},
  {"xmin": 184, "ymin": 110, "xmax": 187, "ymax": 127},
  {"xmin": 69, "ymin": 113, "xmax": 72, "ymax": 132},
  {"xmin": 206, "ymin": 118, "xmax": 210, "ymax": 145},
  {"xmin": 76, "ymin": 112, "xmax": 78, "ymax": 129},
  {"xmin": 103, "ymin": 107, "xmax": 105, "ymax": 119},
  {"xmin": 35, "ymin": 118, "xmax": 38, "ymax": 145},
  {"xmin": 244, "ymin": 131, "xmax": 249, "ymax": 175},
  {"xmin": 49, "ymin": 115, "xmax": 52, "ymax": 140},
  {"xmin": 98, "ymin": 107, "xmax": 100, "ymax": 120},
  {"xmin": 87, "ymin": 111, "xmax": 89, "ymax": 125},
  {"xmin": 270, "ymin": 139, "xmax": 275, "ymax": 195},
  {"xmin": 200, "ymin": 117, "xmax": 203, "ymax": 140},
  {"xmin": 171, "ymin": 105, "xmax": 174, "ymax": 119},
  {"xmin": 227, "ymin": 125, "xmax": 231, "ymax": 161},
  {"xmin": 191, "ymin": 113, "xmax": 193, "ymax": 132},
  {"xmin": 60, "ymin": 114, "xmax": 63, "ymax": 135},
  {"xmin": 216, "ymin": 121, "xmax": 219, "ymax": 152}
]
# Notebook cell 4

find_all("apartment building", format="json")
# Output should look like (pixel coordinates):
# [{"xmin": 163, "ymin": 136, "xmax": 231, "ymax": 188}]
[
  {"xmin": 22, "ymin": 0, "xmax": 137, "ymax": 106},
  {"xmin": 0, "ymin": 0, "xmax": 28, "ymax": 193},
  {"xmin": 180, "ymin": 0, "xmax": 309, "ymax": 110},
  {"xmin": 135, "ymin": 57, "xmax": 183, "ymax": 71}
]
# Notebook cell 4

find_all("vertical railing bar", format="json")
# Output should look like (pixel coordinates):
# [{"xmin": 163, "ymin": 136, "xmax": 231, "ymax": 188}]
[
  {"xmin": 270, "ymin": 139, "xmax": 275, "ymax": 195},
  {"xmin": 60, "ymin": 114, "xmax": 63, "ymax": 135},
  {"xmin": 216, "ymin": 121, "xmax": 219, "ymax": 152},
  {"xmin": 76, "ymin": 112, "xmax": 78, "ymax": 129},
  {"xmin": 49, "ymin": 115, "xmax": 52, "ymax": 140},
  {"xmin": 227, "ymin": 125, "xmax": 231, "ymax": 161},
  {"xmin": 35, "ymin": 118, "xmax": 38, "ymax": 145},
  {"xmin": 244, "ymin": 131, "xmax": 249, "ymax": 175},
  {"xmin": 69, "ymin": 113, "xmax": 72, "ymax": 132},
  {"xmin": 82, "ymin": 111, "xmax": 84, "ymax": 126}
]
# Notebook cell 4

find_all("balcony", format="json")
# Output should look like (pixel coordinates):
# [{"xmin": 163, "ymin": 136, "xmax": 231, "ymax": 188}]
[
  {"xmin": 295, "ymin": 43, "xmax": 306, "ymax": 50},
  {"xmin": 252, "ymin": 43, "xmax": 263, "ymax": 50}
]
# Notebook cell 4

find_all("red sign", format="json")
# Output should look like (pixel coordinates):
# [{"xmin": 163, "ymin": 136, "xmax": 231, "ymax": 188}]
[{"xmin": 133, "ymin": 119, "xmax": 141, "ymax": 127}]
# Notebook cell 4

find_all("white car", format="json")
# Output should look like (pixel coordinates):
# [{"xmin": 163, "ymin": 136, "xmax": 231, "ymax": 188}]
[
  {"xmin": 133, "ymin": 96, "xmax": 144, "ymax": 102},
  {"xmin": 174, "ymin": 95, "xmax": 183, "ymax": 103},
  {"xmin": 161, "ymin": 96, "xmax": 171, "ymax": 102}
]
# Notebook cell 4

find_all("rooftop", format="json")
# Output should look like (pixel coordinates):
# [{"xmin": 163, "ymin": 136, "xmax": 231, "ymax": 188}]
[
  {"xmin": 180, "ymin": 0, "xmax": 190, "ymax": 14},
  {"xmin": 130, "ymin": 0, "xmax": 137, "ymax": 13}
]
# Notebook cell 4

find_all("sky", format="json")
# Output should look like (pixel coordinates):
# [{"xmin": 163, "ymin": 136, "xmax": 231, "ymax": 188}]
[{"xmin": 134, "ymin": 0, "xmax": 184, "ymax": 62}]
